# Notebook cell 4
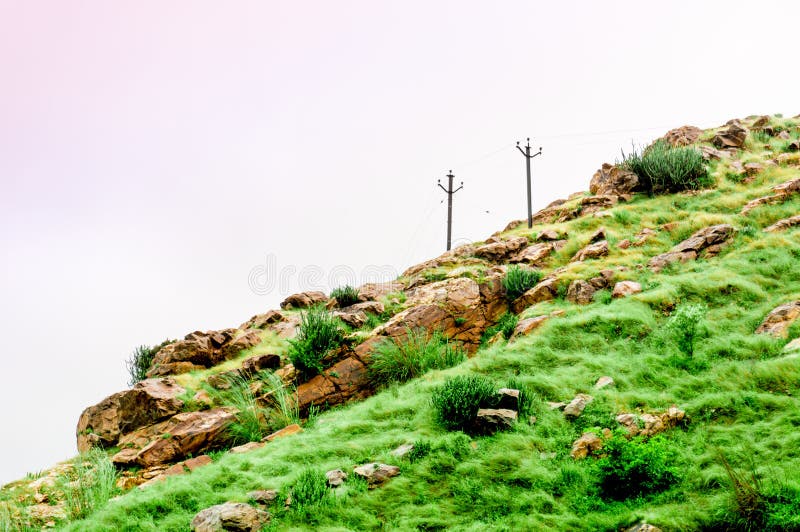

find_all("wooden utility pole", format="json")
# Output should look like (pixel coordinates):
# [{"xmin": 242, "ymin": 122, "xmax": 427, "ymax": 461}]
[
  {"xmin": 437, "ymin": 170, "xmax": 463, "ymax": 251},
  {"xmin": 516, "ymin": 138, "xmax": 542, "ymax": 228}
]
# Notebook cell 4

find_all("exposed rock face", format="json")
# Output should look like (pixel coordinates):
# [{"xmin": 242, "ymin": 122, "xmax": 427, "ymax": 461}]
[
  {"xmin": 612, "ymin": 281, "xmax": 642, "ymax": 299},
  {"xmin": 474, "ymin": 236, "xmax": 529, "ymax": 262},
  {"xmin": 764, "ymin": 214, "xmax": 800, "ymax": 232},
  {"xmin": 712, "ymin": 122, "xmax": 748, "ymax": 149},
  {"xmin": 77, "ymin": 378, "xmax": 185, "ymax": 452},
  {"xmin": 590, "ymin": 163, "xmax": 641, "ymax": 196},
  {"xmin": 148, "ymin": 330, "xmax": 262, "ymax": 377},
  {"xmin": 402, "ymin": 244, "xmax": 476, "ymax": 277},
  {"xmin": 357, "ymin": 281, "xmax": 405, "ymax": 301},
  {"xmin": 511, "ymin": 277, "xmax": 559, "ymax": 314},
  {"xmin": 755, "ymin": 301, "xmax": 800, "ymax": 337},
  {"xmin": 571, "ymin": 240, "xmax": 609, "ymax": 262},
  {"xmin": 510, "ymin": 242, "xmax": 556, "ymax": 265},
  {"xmin": 648, "ymin": 224, "xmax": 735, "ymax": 272},
  {"xmin": 295, "ymin": 355, "xmax": 372, "ymax": 413},
  {"xmin": 207, "ymin": 354, "xmax": 282, "ymax": 389},
  {"xmin": 741, "ymin": 177, "xmax": 800, "ymax": 215},
  {"xmin": 135, "ymin": 409, "xmax": 236, "ymax": 467},
  {"xmin": 239, "ymin": 310, "xmax": 283, "ymax": 330},
  {"xmin": 615, "ymin": 407, "xmax": 686, "ymax": 437},
  {"xmin": 700, "ymin": 145, "xmax": 730, "ymax": 161},
  {"xmin": 190, "ymin": 502, "xmax": 269, "ymax": 532},
  {"xmin": 353, "ymin": 463, "xmax": 400, "ymax": 488},
  {"xmin": 280, "ymin": 291, "xmax": 328, "ymax": 310},
  {"xmin": 661, "ymin": 125, "xmax": 702, "ymax": 147},
  {"xmin": 566, "ymin": 270, "xmax": 614, "ymax": 304}
]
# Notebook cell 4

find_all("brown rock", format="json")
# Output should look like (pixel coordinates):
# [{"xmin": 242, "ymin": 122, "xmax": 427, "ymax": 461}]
[
  {"xmin": 511, "ymin": 277, "xmax": 559, "ymax": 314},
  {"xmin": 496, "ymin": 388, "xmax": 520, "ymax": 411},
  {"xmin": 712, "ymin": 122, "xmax": 748, "ymax": 149},
  {"xmin": 590, "ymin": 163, "xmax": 641, "ymax": 196},
  {"xmin": 571, "ymin": 240, "xmax": 609, "ymax": 262},
  {"xmin": 135, "ymin": 409, "xmax": 235, "ymax": 467},
  {"xmin": 752, "ymin": 115, "xmax": 771, "ymax": 128},
  {"xmin": 230, "ymin": 442, "xmax": 266, "ymax": 454},
  {"xmin": 566, "ymin": 280, "xmax": 597, "ymax": 305},
  {"xmin": 563, "ymin": 394, "xmax": 593, "ymax": 418},
  {"xmin": 537, "ymin": 229, "xmax": 562, "ymax": 241},
  {"xmin": 570, "ymin": 432, "xmax": 603, "ymax": 459},
  {"xmin": 353, "ymin": 463, "xmax": 400, "ymax": 488},
  {"xmin": 594, "ymin": 376, "xmax": 614, "ymax": 389},
  {"xmin": 474, "ymin": 236, "xmax": 529, "ymax": 262},
  {"xmin": 755, "ymin": 301, "xmax": 800, "ymax": 337},
  {"xmin": 512, "ymin": 315, "xmax": 550, "ymax": 337},
  {"xmin": 612, "ymin": 281, "xmax": 642, "ymax": 299},
  {"xmin": 239, "ymin": 310, "xmax": 283, "ymax": 330},
  {"xmin": 190, "ymin": 502, "xmax": 270, "ymax": 532},
  {"xmin": 700, "ymin": 145, "xmax": 729, "ymax": 161},
  {"xmin": 764, "ymin": 214, "xmax": 800, "ymax": 233},
  {"xmin": 661, "ymin": 125, "xmax": 702, "ymax": 147},
  {"xmin": 248, "ymin": 490, "xmax": 278, "ymax": 504},
  {"xmin": 263, "ymin": 423, "xmax": 303, "ymax": 442},
  {"xmin": 648, "ymin": 224, "xmax": 734, "ymax": 272},
  {"xmin": 357, "ymin": 281, "xmax": 405, "ymax": 301},
  {"xmin": 511, "ymin": 242, "xmax": 554, "ymax": 265},
  {"xmin": 76, "ymin": 378, "xmax": 185, "ymax": 452},
  {"xmin": 326, "ymin": 469, "xmax": 348, "ymax": 487},
  {"xmin": 280, "ymin": 291, "xmax": 328, "ymax": 310},
  {"xmin": 474, "ymin": 408, "xmax": 517, "ymax": 434},
  {"xmin": 626, "ymin": 524, "xmax": 663, "ymax": 532}
]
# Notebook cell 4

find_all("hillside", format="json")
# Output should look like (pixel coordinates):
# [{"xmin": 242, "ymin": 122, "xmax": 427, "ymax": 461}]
[{"xmin": 2, "ymin": 113, "xmax": 800, "ymax": 531}]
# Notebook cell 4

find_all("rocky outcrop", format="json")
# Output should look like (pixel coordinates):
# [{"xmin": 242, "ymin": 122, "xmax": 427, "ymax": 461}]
[
  {"xmin": 206, "ymin": 354, "xmax": 281, "ymax": 389},
  {"xmin": 510, "ymin": 242, "xmax": 557, "ymax": 265},
  {"xmin": 755, "ymin": 301, "xmax": 800, "ymax": 338},
  {"xmin": 712, "ymin": 122, "xmax": 748, "ymax": 149},
  {"xmin": 402, "ymin": 244, "xmax": 477, "ymax": 277},
  {"xmin": 615, "ymin": 407, "xmax": 686, "ymax": 437},
  {"xmin": 511, "ymin": 277, "xmax": 559, "ymax": 314},
  {"xmin": 571, "ymin": 240, "xmax": 609, "ymax": 262},
  {"xmin": 764, "ymin": 214, "xmax": 800, "ymax": 233},
  {"xmin": 148, "ymin": 330, "xmax": 263, "ymax": 377},
  {"xmin": 741, "ymin": 177, "xmax": 800, "ymax": 215},
  {"xmin": 190, "ymin": 502, "xmax": 269, "ymax": 532},
  {"xmin": 77, "ymin": 378, "xmax": 185, "ymax": 452},
  {"xmin": 474, "ymin": 236, "xmax": 529, "ymax": 262},
  {"xmin": 280, "ymin": 291, "xmax": 328, "ymax": 310},
  {"xmin": 612, "ymin": 281, "xmax": 642, "ymax": 299},
  {"xmin": 590, "ymin": 163, "xmax": 641, "ymax": 196},
  {"xmin": 473, "ymin": 408, "xmax": 517, "ymax": 434},
  {"xmin": 566, "ymin": 270, "xmax": 614, "ymax": 304},
  {"xmin": 661, "ymin": 125, "xmax": 702, "ymax": 147},
  {"xmin": 332, "ymin": 301, "xmax": 385, "ymax": 329},
  {"xmin": 648, "ymin": 224, "xmax": 734, "ymax": 272}
]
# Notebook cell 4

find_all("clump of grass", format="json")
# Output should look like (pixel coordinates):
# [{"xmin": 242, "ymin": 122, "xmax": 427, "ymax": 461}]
[
  {"xmin": 620, "ymin": 139, "xmax": 710, "ymax": 195},
  {"xmin": 288, "ymin": 306, "xmax": 345, "ymax": 378},
  {"xmin": 59, "ymin": 449, "xmax": 118, "ymax": 520},
  {"xmin": 407, "ymin": 440, "xmax": 433, "ymax": 463},
  {"xmin": 481, "ymin": 312, "xmax": 519, "ymax": 344},
  {"xmin": 595, "ymin": 433, "xmax": 681, "ymax": 500},
  {"xmin": 330, "ymin": 285, "xmax": 360, "ymax": 308},
  {"xmin": 125, "ymin": 340, "xmax": 173, "ymax": 386},
  {"xmin": 291, "ymin": 468, "xmax": 329, "ymax": 511},
  {"xmin": 431, "ymin": 375, "xmax": 497, "ymax": 433},
  {"xmin": 503, "ymin": 265, "xmax": 543, "ymax": 300},
  {"xmin": 368, "ymin": 328, "xmax": 465, "ymax": 385}
]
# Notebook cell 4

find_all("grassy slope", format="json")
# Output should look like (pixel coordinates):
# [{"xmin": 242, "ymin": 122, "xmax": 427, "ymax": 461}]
[{"xmin": 20, "ymin": 121, "xmax": 800, "ymax": 531}]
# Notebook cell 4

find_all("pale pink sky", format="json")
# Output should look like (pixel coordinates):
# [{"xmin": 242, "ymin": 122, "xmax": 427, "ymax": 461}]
[{"xmin": 1, "ymin": 1, "xmax": 798, "ymax": 483}]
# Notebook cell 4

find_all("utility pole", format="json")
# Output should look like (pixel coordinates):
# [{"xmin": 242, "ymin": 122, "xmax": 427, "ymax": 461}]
[
  {"xmin": 516, "ymin": 138, "xmax": 543, "ymax": 228},
  {"xmin": 437, "ymin": 170, "xmax": 463, "ymax": 251}
]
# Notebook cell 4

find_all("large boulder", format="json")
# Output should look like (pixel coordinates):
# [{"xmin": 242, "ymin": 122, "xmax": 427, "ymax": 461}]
[
  {"xmin": 661, "ymin": 125, "xmax": 702, "ymax": 147},
  {"xmin": 648, "ymin": 224, "xmax": 734, "ymax": 272},
  {"xmin": 511, "ymin": 277, "xmax": 559, "ymax": 314},
  {"xmin": 589, "ymin": 163, "xmax": 641, "ymax": 196},
  {"xmin": 571, "ymin": 240, "xmax": 609, "ymax": 262},
  {"xmin": 474, "ymin": 236, "xmax": 529, "ymax": 262},
  {"xmin": 148, "ymin": 330, "xmax": 262, "ymax": 377},
  {"xmin": 191, "ymin": 502, "xmax": 269, "ymax": 532},
  {"xmin": 755, "ymin": 301, "xmax": 800, "ymax": 338},
  {"xmin": 280, "ymin": 291, "xmax": 328, "ymax": 310},
  {"xmin": 76, "ymin": 378, "xmax": 185, "ymax": 452},
  {"xmin": 712, "ymin": 122, "xmax": 748, "ymax": 149},
  {"xmin": 473, "ymin": 408, "xmax": 517, "ymax": 434}
]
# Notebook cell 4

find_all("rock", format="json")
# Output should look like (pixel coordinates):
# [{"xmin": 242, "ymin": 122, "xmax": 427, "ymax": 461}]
[
  {"xmin": 474, "ymin": 408, "xmax": 517, "ymax": 434},
  {"xmin": 263, "ymin": 423, "xmax": 303, "ymax": 442},
  {"xmin": 511, "ymin": 277, "xmax": 559, "ymax": 314},
  {"xmin": 474, "ymin": 236, "xmax": 530, "ymax": 262},
  {"xmin": 239, "ymin": 310, "xmax": 283, "ymax": 330},
  {"xmin": 712, "ymin": 122, "xmax": 748, "ymax": 149},
  {"xmin": 190, "ymin": 502, "xmax": 270, "ymax": 532},
  {"xmin": 511, "ymin": 242, "xmax": 555, "ymax": 265},
  {"xmin": 248, "ymin": 490, "xmax": 278, "ymax": 504},
  {"xmin": 580, "ymin": 195, "xmax": 619, "ymax": 217},
  {"xmin": 618, "ymin": 239, "xmax": 632, "ymax": 249},
  {"xmin": 789, "ymin": 140, "xmax": 800, "ymax": 152},
  {"xmin": 76, "ymin": 378, "xmax": 186, "ymax": 452},
  {"xmin": 548, "ymin": 402, "xmax": 566, "ymax": 410},
  {"xmin": 764, "ymin": 214, "xmax": 800, "ymax": 233},
  {"xmin": 325, "ymin": 469, "xmax": 347, "ymax": 487},
  {"xmin": 563, "ymin": 394, "xmax": 593, "ymax": 418},
  {"xmin": 742, "ymin": 177, "xmax": 800, "ymax": 215},
  {"xmin": 648, "ymin": 224, "xmax": 735, "ymax": 272},
  {"xmin": 752, "ymin": 115, "xmax": 771, "ymax": 128},
  {"xmin": 496, "ymin": 388, "xmax": 520, "ymax": 411},
  {"xmin": 193, "ymin": 390, "xmax": 214, "ymax": 408},
  {"xmin": 661, "ymin": 125, "xmax": 702, "ymax": 147},
  {"xmin": 744, "ymin": 162, "xmax": 763, "ymax": 177},
  {"xmin": 594, "ymin": 376, "xmax": 614, "ymax": 389},
  {"xmin": 537, "ymin": 229, "xmax": 562, "ymax": 241},
  {"xmin": 626, "ymin": 524, "xmax": 663, "ymax": 532},
  {"xmin": 616, "ymin": 407, "xmax": 686, "ymax": 437},
  {"xmin": 612, "ymin": 281, "xmax": 642, "ymax": 299},
  {"xmin": 571, "ymin": 240, "xmax": 609, "ymax": 262},
  {"xmin": 135, "ymin": 409, "xmax": 235, "ymax": 467},
  {"xmin": 570, "ymin": 432, "xmax": 603, "ymax": 459},
  {"xmin": 230, "ymin": 441, "xmax": 266, "ymax": 454},
  {"xmin": 357, "ymin": 281, "xmax": 405, "ymax": 302},
  {"xmin": 390, "ymin": 444, "xmax": 415, "ymax": 458},
  {"xmin": 353, "ymin": 463, "xmax": 400, "ymax": 488},
  {"xmin": 755, "ymin": 301, "xmax": 800, "ymax": 337},
  {"xmin": 700, "ymin": 145, "xmax": 729, "ymax": 161},
  {"xmin": 566, "ymin": 280, "xmax": 597, "ymax": 305},
  {"xmin": 280, "ymin": 291, "xmax": 328, "ymax": 310},
  {"xmin": 512, "ymin": 315, "xmax": 549, "ymax": 337},
  {"xmin": 207, "ymin": 354, "xmax": 281, "ymax": 390},
  {"xmin": 295, "ymin": 356, "xmax": 371, "ymax": 413},
  {"xmin": 590, "ymin": 163, "xmax": 641, "ymax": 196},
  {"xmin": 148, "ymin": 330, "xmax": 262, "ymax": 376},
  {"xmin": 784, "ymin": 338, "xmax": 800, "ymax": 353}
]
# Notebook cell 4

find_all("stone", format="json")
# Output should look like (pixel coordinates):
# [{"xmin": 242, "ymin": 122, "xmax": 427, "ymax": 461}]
[
  {"xmin": 661, "ymin": 125, "xmax": 702, "ymax": 147},
  {"xmin": 512, "ymin": 315, "xmax": 549, "ymax": 337},
  {"xmin": 390, "ymin": 444, "xmax": 415, "ymax": 458},
  {"xmin": 649, "ymin": 224, "xmax": 735, "ymax": 272},
  {"xmin": 548, "ymin": 402, "xmax": 566, "ymax": 410},
  {"xmin": 76, "ymin": 378, "xmax": 186, "ymax": 452},
  {"xmin": 755, "ymin": 301, "xmax": 800, "ymax": 337},
  {"xmin": 353, "ymin": 463, "xmax": 400, "ymax": 488},
  {"xmin": 594, "ymin": 376, "xmax": 614, "ymax": 389},
  {"xmin": 712, "ymin": 122, "xmax": 748, "ymax": 149},
  {"xmin": 700, "ymin": 145, "xmax": 729, "ymax": 161},
  {"xmin": 616, "ymin": 407, "xmax": 686, "ymax": 437},
  {"xmin": 325, "ymin": 469, "xmax": 348, "ymax": 487},
  {"xmin": 135, "ymin": 409, "xmax": 235, "ymax": 467},
  {"xmin": 571, "ymin": 240, "xmax": 609, "ymax": 262},
  {"xmin": 190, "ymin": 502, "xmax": 270, "ymax": 532},
  {"xmin": 744, "ymin": 162, "xmax": 763, "ymax": 177},
  {"xmin": 537, "ymin": 229, "xmax": 562, "ymax": 241},
  {"xmin": 789, "ymin": 140, "xmax": 800, "ymax": 152},
  {"xmin": 563, "ymin": 394, "xmax": 593, "ymax": 418},
  {"xmin": 474, "ymin": 236, "xmax": 530, "ymax": 262},
  {"xmin": 612, "ymin": 281, "xmax": 642, "ymax": 299},
  {"xmin": 742, "ymin": 177, "xmax": 800, "ymax": 215},
  {"xmin": 263, "ymin": 423, "xmax": 303, "ymax": 442},
  {"xmin": 618, "ymin": 239, "xmax": 632, "ymax": 249},
  {"xmin": 474, "ymin": 408, "xmax": 517, "ymax": 434},
  {"xmin": 570, "ymin": 432, "xmax": 603, "ymax": 459},
  {"xmin": 511, "ymin": 277, "xmax": 559, "ymax": 314},
  {"xmin": 496, "ymin": 388, "xmax": 520, "ymax": 411},
  {"xmin": 566, "ymin": 280, "xmax": 597, "ymax": 305},
  {"xmin": 784, "ymin": 338, "xmax": 800, "ymax": 353},
  {"xmin": 230, "ymin": 441, "xmax": 266, "ymax": 454},
  {"xmin": 511, "ymin": 242, "xmax": 554, "ymax": 265},
  {"xmin": 752, "ymin": 115, "xmax": 771, "ymax": 128},
  {"xmin": 280, "ymin": 291, "xmax": 328, "ymax": 310},
  {"xmin": 588, "ymin": 227, "xmax": 607, "ymax": 243},
  {"xmin": 148, "ymin": 330, "xmax": 262, "ymax": 376},
  {"xmin": 357, "ymin": 281, "xmax": 405, "ymax": 302},
  {"xmin": 626, "ymin": 524, "xmax": 663, "ymax": 532},
  {"xmin": 764, "ymin": 214, "xmax": 800, "ymax": 233},
  {"xmin": 589, "ymin": 163, "xmax": 641, "ymax": 196},
  {"xmin": 248, "ymin": 490, "xmax": 278, "ymax": 504},
  {"xmin": 239, "ymin": 310, "xmax": 283, "ymax": 330}
]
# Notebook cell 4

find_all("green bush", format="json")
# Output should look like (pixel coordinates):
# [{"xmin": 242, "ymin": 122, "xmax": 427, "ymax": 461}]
[
  {"xmin": 407, "ymin": 440, "xmax": 433, "ymax": 463},
  {"xmin": 291, "ymin": 468, "xmax": 329, "ymax": 511},
  {"xmin": 620, "ymin": 139, "xmax": 710, "ymax": 194},
  {"xmin": 368, "ymin": 328, "xmax": 465, "ymax": 385},
  {"xmin": 503, "ymin": 265, "xmax": 543, "ymax": 300},
  {"xmin": 481, "ymin": 312, "xmax": 519, "ymax": 344},
  {"xmin": 330, "ymin": 285, "xmax": 360, "ymax": 308},
  {"xmin": 125, "ymin": 340, "xmax": 173, "ymax": 387},
  {"xmin": 431, "ymin": 375, "xmax": 497, "ymax": 432},
  {"xmin": 59, "ymin": 449, "xmax": 118, "ymax": 520},
  {"xmin": 666, "ymin": 303, "xmax": 706, "ymax": 356},
  {"xmin": 288, "ymin": 306, "xmax": 345, "ymax": 377},
  {"xmin": 595, "ymin": 434, "xmax": 681, "ymax": 500}
]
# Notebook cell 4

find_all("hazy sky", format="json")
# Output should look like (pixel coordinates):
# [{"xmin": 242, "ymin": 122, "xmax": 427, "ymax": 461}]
[{"xmin": 1, "ymin": 1, "xmax": 798, "ymax": 484}]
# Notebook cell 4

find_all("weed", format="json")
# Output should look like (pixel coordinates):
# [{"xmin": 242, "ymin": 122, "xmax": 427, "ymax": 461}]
[
  {"xmin": 291, "ymin": 468, "xmax": 329, "ymax": 511},
  {"xmin": 288, "ymin": 306, "xmax": 344, "ymax": 378},
  {"xmin": 595, "ymin": 433, "xmax": 681, "ymax": 500},
  {"xmin": 125, "ymin": 340, "xmax": 173, "ymax": 386},
  {"xmin": 431, "ymin": 375, "xmax": 497, "ymax": 433},
  {"xmin": 503, "ymin": 265, "xmax": 543, "ymax": 300},
  {"xmin": 368, "ymin": 328, "xmax": 465, "ymax": 385},
  {"xmin": 619, "ymin": 140, "xmax": 710, "ymax": 194},
  {"xmin": 665, "ymin": 303, "xmax": 706, "ymax": 356},
  {"xmin": 481, "ymin": 312, "xmax": 519, "ymax": 345},
  {"xmin": 331, "ymin": 285, "xmax": 360, "ymax": 308}
]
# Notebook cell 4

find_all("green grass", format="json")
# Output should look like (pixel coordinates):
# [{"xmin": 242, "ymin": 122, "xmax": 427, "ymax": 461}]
[
  {"xmin": 288, "ymin": 306, "xmax": 345, "ymax": 378},
  {"xmin": 503, "ymin": 265, "xmax": 543, "ymax": 300},
  {"xmin": 619, "ymin": 139, "xmax": 711, "ymax": 194},
  {"xmin": 367, "ymin": 328, "xmax": 466, "ymax": 385},
  {"xmin": 331, "ymin": 285, "xmax": 360, "ymax": 308}
]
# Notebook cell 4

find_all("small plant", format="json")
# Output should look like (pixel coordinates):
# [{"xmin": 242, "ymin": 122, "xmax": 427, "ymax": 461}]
[
  {"xmin": 291, "ymin": 468, "xmax": 329, "ymax": 510},
  {"xmin": 665, "ymin": 303, "xmax": 706, "ymax": 356},
  {"xmin": 368, "ymin": 328, "xmax": 465, "ymax": 385},
  {"xmin": 481, "ymin": 312, "xmax": 519, "ymax": 344},
  {"xmin": 408, "ymin": 440, "xmax": 433, "ymax": 463},
  {"xmin": 595, "ymin": 433, "xmax": 681, "ymax": 500},
  {"xmin": 619, "ymin": 140, "xmax": 710, "ymax": 195},
  {"xmin": 59, "ymin": 448, "xmax": 118, "ymax": 520},
  {"xmin": 330, "ymin": 285, "xmax": 360, "ymax": 308},
  {"xmin": 423, "ymin": 270, "xmax": 448, "ymax": 283},
  {"xmin": 288, "ymin": 306, "xmax": 345, "ymax": 378},
  {"xmin": 592, "ymin": 289, "xmax": 613, "ymax": 305},
  {"xmin": 431, "ymin": 375, "xmax": 497, "ymax": 432},
  {"xmin": 125, "ymin": 340, "xmax": 173, "ymax": 387},
  {"xmin": 505, "ymin": 377, "xmax": 538, "ymax": 419},
  {"xmin": 503, "ymin": 265, "xmax": 543, "ymax": 301}
]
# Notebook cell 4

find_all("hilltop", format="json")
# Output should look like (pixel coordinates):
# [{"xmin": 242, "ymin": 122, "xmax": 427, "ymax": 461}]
[{"xmin": 2, "ymin": 113, "xmax": 800, "ymax": 531}]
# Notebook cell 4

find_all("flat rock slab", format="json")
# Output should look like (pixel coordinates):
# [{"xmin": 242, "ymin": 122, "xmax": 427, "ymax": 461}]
[
  {"xmin": 191, "ymin": 502, "xmax": 270, "ymax": 532},
  {"xmin": 353, "ymin": 463, "xmax": 400, "ymax": 488}
]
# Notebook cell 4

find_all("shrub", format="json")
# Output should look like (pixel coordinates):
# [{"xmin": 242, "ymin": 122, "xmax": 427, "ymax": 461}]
[
  {"xmin": 125, "ymin": 340, "xmax": 172, "ymax": 387},
  {"xmin": 619, "ymin": 140, "xmax": 710, "ymax": 195},
  {"xmin": 665, "ymin": 303, "xmax": 706, "ymax": 356},
  {"xmin": 288, "ymin": 306, "xmax": 345, "ymax": 377},
  {"xmin": 408, "ymin": 440, "xmax": 433, "ymax": 463},
  {"xmin": 481, "ymin": 312, "xmax": 519, "ymax": 344},
  {"xmin": 368, "ymin": 328, "xmax": 465, "ymax": 385},
  {"xmin": 59, "ymin": 448, "xmax": 118, "ymax": 520},
  {"xmin": 595, "ymin": 433, "xmax": 681, "ymax": 500},
  {"xmin": 431, "ymin": 375, "xmax": 497, "ymax": 432},
  {"xmin": 503, "ymin": 265, "xmax": 543, "ymax": 300},
  {"xmin": 291, "ymin": 468, "xmax": 329, "ymax": 510},
  {"xmin": 330, "ymin": 285, "xmax": 360, "ymax": 308}
]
